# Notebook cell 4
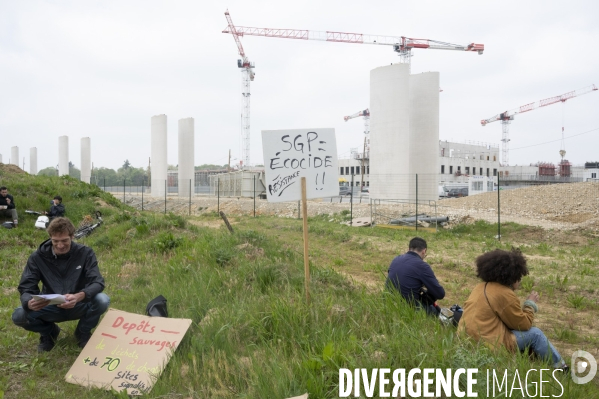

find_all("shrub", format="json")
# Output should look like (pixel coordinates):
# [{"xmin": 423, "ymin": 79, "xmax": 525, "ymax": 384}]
[{"xmin": 154, "ymin": 232, "xmax": 183, "ymax": 253}]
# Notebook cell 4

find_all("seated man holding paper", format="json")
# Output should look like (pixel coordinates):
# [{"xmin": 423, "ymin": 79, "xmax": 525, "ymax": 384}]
[{"xmin": 12, "ymin": 217, "xmax": 110, "ymax": 353}]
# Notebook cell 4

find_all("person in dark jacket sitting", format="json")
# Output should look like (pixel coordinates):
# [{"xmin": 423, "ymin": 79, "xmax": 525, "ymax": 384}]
[
  {"xmin": 12, "ymin": 217, "xmax": 110, "ymax": 353},
  {"xmin": 386, "ymin": 237, "xmax": 445, "ymax": 316},
  {"xmin": 45, "ymin": 195, "xmax": 65, "ymax": 218},
  {"xmin": 0, "ymin": 186, "xmax": 18, "ymax": 227}
]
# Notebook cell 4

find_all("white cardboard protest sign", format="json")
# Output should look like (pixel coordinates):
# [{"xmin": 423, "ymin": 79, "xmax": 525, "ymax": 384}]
[
  {"xmin": 262, "ymin": 128, "xmax": 339, "ymax": 202},
  {"xmin": 65, "ymin": 308, "xmax": 192, "ymax": 395}
]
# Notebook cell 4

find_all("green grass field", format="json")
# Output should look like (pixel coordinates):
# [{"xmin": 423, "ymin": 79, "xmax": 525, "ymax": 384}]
[{"xmin": 1, "ymin": 167, "xmax": 598, "ymax": 398}]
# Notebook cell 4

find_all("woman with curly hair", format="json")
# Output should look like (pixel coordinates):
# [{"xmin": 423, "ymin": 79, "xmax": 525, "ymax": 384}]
[{"xmin": 458, "ymin": 249, "xmax": 568, "ymax": 370}]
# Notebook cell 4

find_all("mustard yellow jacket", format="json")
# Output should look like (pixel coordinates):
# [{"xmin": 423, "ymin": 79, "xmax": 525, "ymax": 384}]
[{"xmin": 458, "ymin": 282, "xmax": 536, "ymax": 352}]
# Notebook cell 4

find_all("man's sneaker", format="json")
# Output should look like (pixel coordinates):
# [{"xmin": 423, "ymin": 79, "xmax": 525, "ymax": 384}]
[
  {"xmin": 74, "ymin": 328, "xmax": 91, "ymax": 348},
  {"xmin": 38, "ymin": 325, "xmax": 60, "ymax": 353}
]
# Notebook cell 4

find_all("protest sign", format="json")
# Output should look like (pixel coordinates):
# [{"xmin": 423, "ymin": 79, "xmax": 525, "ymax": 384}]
[
  {"xmin": 65, "ymin": 308, "xmax": 192, "ymax": 395},
  {"xmin": 262, "ymin": 128, "xmax": 339, "ymax": 202}
]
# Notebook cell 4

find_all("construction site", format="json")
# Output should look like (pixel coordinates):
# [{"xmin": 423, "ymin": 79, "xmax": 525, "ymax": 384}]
[{"xmin": 1, "ymin": 10, "xmax": 598, "ymax": 233}]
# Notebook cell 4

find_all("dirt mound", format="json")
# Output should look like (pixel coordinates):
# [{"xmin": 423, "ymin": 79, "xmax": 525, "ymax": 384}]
[
  {"xmin": 0, "ymin": 163, "xmax": 26, "ymax": 175},
  {"xmin": 442, "ymin": 182, "xmax": 599, "ymax": 229}
]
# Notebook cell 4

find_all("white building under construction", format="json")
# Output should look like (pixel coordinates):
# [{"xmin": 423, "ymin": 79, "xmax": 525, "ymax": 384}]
[{"xmin": 338, "ymin": 139, "xmax": 501, "ymax": 187}]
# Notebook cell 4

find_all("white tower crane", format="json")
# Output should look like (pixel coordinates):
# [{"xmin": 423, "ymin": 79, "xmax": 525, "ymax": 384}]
[
  {"xmin": 481, "ymin": 84, "xmax": 598, "ymax": 166},
  {"xmin": 344, "ymin": 109, "xmax": 370, "ymax": 188},
  {"xmin": 222, "ymin": 15, "xmax": 483, "ymax": 168},
  {"xmin": 344, "ymin": 108, "xmax": 370, "ymax": 135},
  {"xmin": 224, "ymin": 10, "xmax": 255, "ymax": 170}
]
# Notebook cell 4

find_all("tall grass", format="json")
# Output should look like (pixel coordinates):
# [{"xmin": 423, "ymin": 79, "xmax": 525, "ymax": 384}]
[{"xmin": 1, "ymin": 168, "xmax": 598, "ymax": 398}]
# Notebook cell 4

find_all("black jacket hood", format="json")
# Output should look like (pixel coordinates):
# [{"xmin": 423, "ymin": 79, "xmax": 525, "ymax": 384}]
[{"xmin": 37, "ymin": 238, "xmax": 81, "ymax": 260}]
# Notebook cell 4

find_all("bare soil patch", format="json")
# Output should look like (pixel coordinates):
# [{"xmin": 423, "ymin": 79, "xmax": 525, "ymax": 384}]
[{"xmin": 0, "ymin": 163, "xmax": 26, "ymax": 174}]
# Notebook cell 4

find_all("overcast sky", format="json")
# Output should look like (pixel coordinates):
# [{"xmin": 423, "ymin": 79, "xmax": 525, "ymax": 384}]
[{"xmin": 1, "ymin": 0, "xmax": 598, "ymax": 172}]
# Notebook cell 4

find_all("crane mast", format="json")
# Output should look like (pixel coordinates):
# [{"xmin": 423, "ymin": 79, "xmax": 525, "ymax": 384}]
[
  {"xmin": 344, "ymin": 109, "xmax": 370, "ymax": 188},
  {"xmin": 224, "ymin": 10, "xmax": 255, "ymax": 170},
  {"xmin": 481, "ymin": 84, "xmax": 597, "ymax": 166}
]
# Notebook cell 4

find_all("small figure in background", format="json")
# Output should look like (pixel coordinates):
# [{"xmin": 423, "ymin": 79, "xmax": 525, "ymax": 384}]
[
  {"xmin": 0, "ymin": 186, "xmax": 18, "ymax": 227},
  {"xmin": 45, "ymin": 195, "xmax": 65, "ymax": 218}
]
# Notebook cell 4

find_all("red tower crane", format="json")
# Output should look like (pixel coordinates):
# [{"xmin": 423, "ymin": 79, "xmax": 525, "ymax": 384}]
[
  {"xmin": 224, "ymin": 10, "xmax": 255, "ymax": 170},
  {"xmin": 481, "ymin": 84, "xmax": 598, "ymax": 166},
  {"xmin": 223, "ymin": 15, "xmax": 484, "ymax": 169},
  {"xmin": 222, "ymin": 25, "xmax": 483, "ymax": 66}
]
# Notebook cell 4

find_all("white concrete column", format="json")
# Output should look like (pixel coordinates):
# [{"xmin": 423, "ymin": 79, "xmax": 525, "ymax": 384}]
[
  {"xmin": 151, "ymin": 114, "xmax": 168, "ymax": 197},
  {"xmin": 11, "ymin": 146, "xmax": 19, "ymax": 167},
  {"xmin": 0, "ymin": 154, "xmax": 2, "ymax": 163},
  {"xmin": 409, "ymin": 72, "xmax": 440, "ymax": 201},
  {"xmin": 178, "ymin": 118, "xmax": 195, "ymax": 197},
  {"xmin": 81, "ymin": 137, "xmax": 91, "ymax": 183},
  {"xmin": 30, "ymin": 147, "xmax": 38, "ymax": 175},
  {"xmin": 369, "ymin": 64, "xmax": 411, "ymax": 200},
  {"xmin": 59, "ymin": 136, "xmax": 69, "ymax": 176}
]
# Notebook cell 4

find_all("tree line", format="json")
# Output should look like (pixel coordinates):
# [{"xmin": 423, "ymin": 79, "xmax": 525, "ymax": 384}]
[{"xmin": 38, "ymin": 160, "xmax": 227, "ymax": 187}]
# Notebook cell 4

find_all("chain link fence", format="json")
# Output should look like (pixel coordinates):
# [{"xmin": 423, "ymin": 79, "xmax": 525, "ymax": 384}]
[{"xmin": 97, "ymin": 172, "xmax": 599, "ymax": 232}]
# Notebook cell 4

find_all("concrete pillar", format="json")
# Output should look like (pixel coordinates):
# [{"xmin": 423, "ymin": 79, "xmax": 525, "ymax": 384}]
[
  {"xmin": 30, "ymin": 147, "xmax": 38, "ymax": 175},
  {"xmin": 369, "ymin": 64, "xmax": 411, "ymax": 200},
  {"xmin": 11, "ymin": 146, "xmax": 19, "ymax": 167},
  {"xmin": 0, "ymin": 154, "xmax": 2, "ymax": 163},
  {"xmin": 81, "ymin": 137, "xmax": 91, "ymax": 183},
  {"xmin": 59, "ymin": 136, "xmax": 69, "ymax": 176},
  {"xmin": 151, "ymin": 114, "xmax": 167, "ymax": 197},
  {"xmin": 409, "ymin": 72, "xmax": 440, "ymax": 201},
  {"xmin": 178, "ymin": 118, "xmax": 195, "ymax": 197}
]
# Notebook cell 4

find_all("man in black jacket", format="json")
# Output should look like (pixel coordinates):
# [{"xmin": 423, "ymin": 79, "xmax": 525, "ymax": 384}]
[
  {"xmin": 12, "ymin": 217, "xmax": 110, "ymax": 352},
  {"xmin": 386, "ymin": 237, "xmax": 445, "ymax": 316},
  {"xmin": 0, "ymin": 186, "xmax": 18, "ymax": 227},
  {"xmin": 45, "ymin": 195, "xmax": 65, "ymax": 218}
]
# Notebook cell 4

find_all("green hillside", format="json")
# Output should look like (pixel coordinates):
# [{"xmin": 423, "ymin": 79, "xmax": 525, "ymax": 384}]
[{"xmin": 1, "ymin": 164, "xmax": 598, "ymax": 398}]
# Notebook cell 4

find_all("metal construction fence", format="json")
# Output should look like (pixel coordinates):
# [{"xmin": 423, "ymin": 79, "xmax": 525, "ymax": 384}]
[{"xmin": 99, "ymin": 172, "xmax": 599, "ymax": 233}]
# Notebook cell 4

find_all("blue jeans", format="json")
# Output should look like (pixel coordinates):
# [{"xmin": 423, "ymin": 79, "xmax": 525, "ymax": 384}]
[
  {"xmin": 12, "ymin": 293, "xmax": 110, "ymax": 336},
  {"xmin": 512, "ymin": 327, "xmax": 562, "ymax": 366}
]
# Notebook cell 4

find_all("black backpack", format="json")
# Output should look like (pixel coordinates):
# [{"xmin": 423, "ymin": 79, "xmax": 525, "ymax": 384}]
[{"xmin": 146, "ymin": 295, "xmax": 168, "ymax": 317}]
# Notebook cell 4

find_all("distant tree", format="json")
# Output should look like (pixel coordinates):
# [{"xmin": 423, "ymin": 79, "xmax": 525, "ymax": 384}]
[
  {"xmin": 168, "ymin": 164, "xmax": 178, "ymax": 170},
  {"xmin": 122, "ymin": 159, "xmax": 131, "ymax": 169},
  {"xmin": 93, "ymin": 167, "xmax": 118, "ymax": 186},
  {"xmin": 117, "ymin": 165, "xmax": 147, "ymax": 185},
  {"xmin": 38, "ymin": 167, "xmax": 58, "ymax": 176},
  {"xmin": 69, "ymin": 166, "xmax": 81, "ymax": 180},
  {"xmin": 195, "ymin": 164, "xmax": 228, "ymax": 170}
]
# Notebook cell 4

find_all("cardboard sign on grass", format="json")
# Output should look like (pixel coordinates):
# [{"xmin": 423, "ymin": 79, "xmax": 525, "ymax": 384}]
[
  {"xmin": 262, "ymin": 128, "xmax": 339, "ymax": 202},
  {"xmin": 65, "ymin": 308, "xmax": 191, "ymax": 395}
]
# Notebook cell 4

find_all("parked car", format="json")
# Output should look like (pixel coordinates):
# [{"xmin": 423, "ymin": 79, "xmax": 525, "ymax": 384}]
[
  {"xmin": 361, "ymin": 187, "xmax": 369, "ymax": 194},
  {"xmin": 339, "ymin": 186, "xmax": 352, "ymax": 196},
  {"xmin": 447, "ymin": 188, "xmax": 468, "ymax": 198},
  {"xmin": 438, "ymin": 186, "xmax": 449, "ymax": 199}
]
